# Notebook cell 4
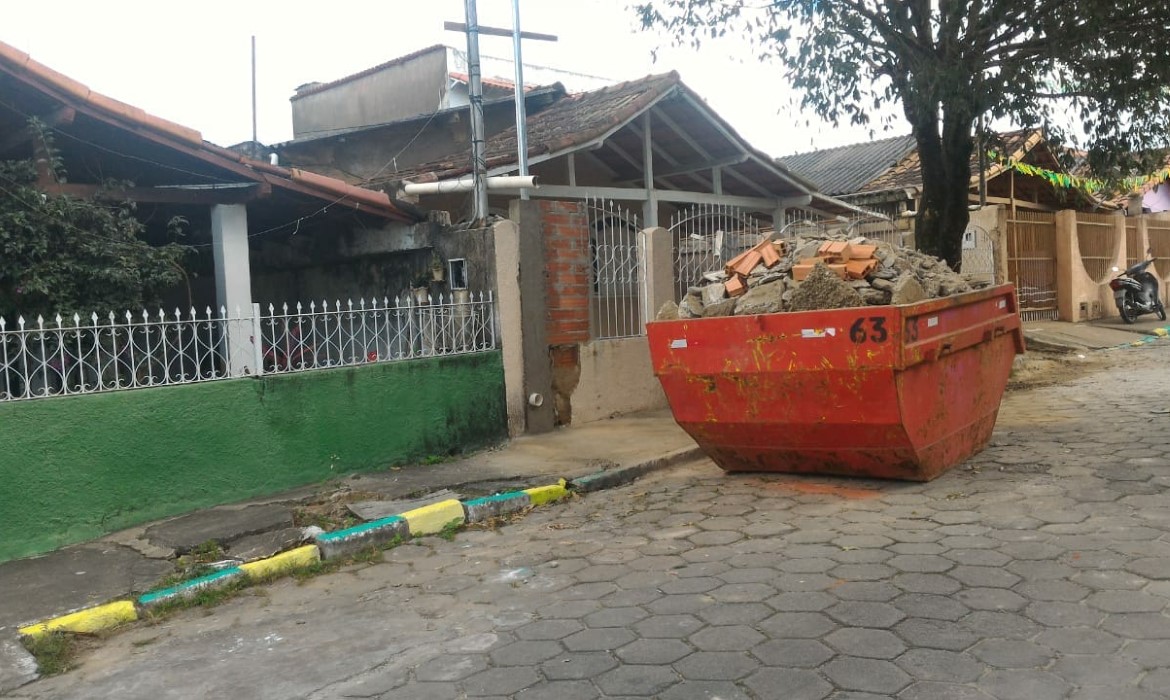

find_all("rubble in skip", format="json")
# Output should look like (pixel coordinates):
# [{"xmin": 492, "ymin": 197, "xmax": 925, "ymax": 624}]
[{"xmin": 660, "ymin": 231, "xmax": 985, "ymax": 320}]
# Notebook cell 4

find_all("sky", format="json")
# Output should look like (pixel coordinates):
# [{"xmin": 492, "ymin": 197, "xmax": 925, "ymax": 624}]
[{"xmin": 0, "ymin": 0, "xmax": 910, "ymax": 159}]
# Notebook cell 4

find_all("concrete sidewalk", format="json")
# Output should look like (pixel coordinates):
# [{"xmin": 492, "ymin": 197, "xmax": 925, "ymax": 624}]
[
  {"xmin": 1023, "ymin": 316, "xmax": 1170, "ymax": 352},
  {"xmin": 0, "ymin": 409, "xmax": 701, "ymax": 692}
]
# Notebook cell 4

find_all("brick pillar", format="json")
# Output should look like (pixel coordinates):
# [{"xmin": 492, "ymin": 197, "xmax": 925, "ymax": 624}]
[{"xmin": 540, "ymin": 200, "xmax": 591, "ymax": 425}]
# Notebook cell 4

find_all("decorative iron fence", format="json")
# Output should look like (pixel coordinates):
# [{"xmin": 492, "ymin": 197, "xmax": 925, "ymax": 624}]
[
  {"xmin": 0, "ymin": 293, "xmax": 496, "ymax": 402},
  {"xmin": 669, "ymin": 203, "xmax": 762, "ymax": 301},
  {"xmin": 587, "ymin": 197, "xmax": 645, "ymax": 339},
  {"xmin": 261, "ymin": 293, "xmax": 495, "ymax": 373}
]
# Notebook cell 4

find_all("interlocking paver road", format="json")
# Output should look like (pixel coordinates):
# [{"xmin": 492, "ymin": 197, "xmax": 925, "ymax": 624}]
[{"xmin": 15, "ymin": 344, "xmax": 1170, "ymax": 699}]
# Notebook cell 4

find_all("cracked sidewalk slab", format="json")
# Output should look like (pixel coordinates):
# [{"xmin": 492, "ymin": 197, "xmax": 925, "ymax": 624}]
[{"xmin": 0, "ymin": 635, "xmax": 38, "ymax": 695}]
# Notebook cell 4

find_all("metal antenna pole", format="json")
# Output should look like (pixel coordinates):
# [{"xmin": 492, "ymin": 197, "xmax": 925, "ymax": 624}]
[
  {"xmin": 251, "ymin": 35, "xmax": 258, "ymax": 145},
  {"xmin": 511, "ymin": 0, "xmax": 530, "ymax": 200},
  {"xmin": 464, "ymin": 0, "xmax": 489, "ymax": 225}
]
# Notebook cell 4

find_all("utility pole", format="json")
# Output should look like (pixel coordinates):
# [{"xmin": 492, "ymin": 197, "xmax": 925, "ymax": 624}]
[
  {"xmin": 511, "ymin": 0, "xmax": 529, "ymax": 199},
  {"xmin": 446, "ymin": 3, "xmax": 556, "ymax": 219},
  {"xmin": 463, "ymin": 0, "xmax": 489, "ymax": 225}
]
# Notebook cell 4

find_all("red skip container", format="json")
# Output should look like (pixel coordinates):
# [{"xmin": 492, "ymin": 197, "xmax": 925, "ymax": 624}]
[{"xmin": 647, "ymin": 284, "xmax": 1025, "ymax": 481}]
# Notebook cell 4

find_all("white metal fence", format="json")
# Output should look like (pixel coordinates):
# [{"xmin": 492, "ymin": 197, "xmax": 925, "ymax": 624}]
[
  {"xmin": 669, "ymin": 203, "xmax": 762, "ymax": 301},
  {"xmin": 0, "ymin": 293, "xmax": 496, "ymax": 402},
  {"xmin": 261, "ymin": 293, "xmax": 495, "ymax": 373},
  {"xmin": 588, "ymin": 198, "xmax": 645, "ymax": 339}
]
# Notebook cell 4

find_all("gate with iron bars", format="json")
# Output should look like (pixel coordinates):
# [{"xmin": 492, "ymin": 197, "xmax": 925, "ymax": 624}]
[
  {"xmin": 668, "ymin": 204, "xmax": 763, "ymax": 301},
  {"xmin": 586, "ymin": 197, "xmax": 646, "ymax": 339},
  {"xmin": 1006, "ymin": 211, "xmax": 1058, "ymax": 321}
]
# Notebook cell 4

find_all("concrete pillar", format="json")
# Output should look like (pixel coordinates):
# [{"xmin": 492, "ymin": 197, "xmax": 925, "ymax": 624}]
[
  {"xmin": 642, "ymin": 227, "xmax": 675, "ymax": 317},
  {"xmin": 993, "ymin": 205, "xmax": 1009, "ymax": 286},
  {"xmin": 211, "ymin": 204, "xmax": 257, "ymax": 376},
  {"xmin": 1054, "ymin": 209, "xmax": 1077, "ymax": 322},
  {"xmin": 498, "ymin": 202, "xmax": 554, "ymax": 435}
]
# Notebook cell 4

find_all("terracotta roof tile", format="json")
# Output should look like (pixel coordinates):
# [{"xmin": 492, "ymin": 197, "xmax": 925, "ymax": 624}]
[
  {"xmin": 387, "ymin": 71, "xmax": 681, "ymax": 183},
  {"xmin": 448, "ymin": 72, "xmax": 534, "ymax": 92},
  {"xmin": 0, "ymin": 38, "xmax": 419, "ymax": 223}
]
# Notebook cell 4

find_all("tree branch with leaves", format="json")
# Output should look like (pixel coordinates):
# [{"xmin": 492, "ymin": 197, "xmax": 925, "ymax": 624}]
[
  {"xmin": 635, "ymin": 0, "xmax": 1170, "ymax": 267},
  {"xmin": 0, "ymin": 143, "xmax": 191, "ymax": 318}
]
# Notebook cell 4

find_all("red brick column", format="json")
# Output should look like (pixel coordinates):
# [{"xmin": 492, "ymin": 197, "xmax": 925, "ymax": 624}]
[
  {"xmin": 539, "ymin": 200, "xmax": 590, "ymax": 424},
  {"xmin": 540, "ymin": 200, "xmax": 591, "ymax": 344}
]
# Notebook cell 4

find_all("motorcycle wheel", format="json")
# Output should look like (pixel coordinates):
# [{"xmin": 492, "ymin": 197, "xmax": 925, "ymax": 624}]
[{"xmin": 1119, "ymin": 299, "xmax": 1137, "ymax": 324}]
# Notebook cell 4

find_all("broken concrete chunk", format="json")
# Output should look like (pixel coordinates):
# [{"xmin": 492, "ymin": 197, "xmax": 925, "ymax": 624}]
[
  {"xmin": 656, "ymin": 300, "xmax": 680, "ymax": 321},
  {"xmin": 733, "ymin": 280, "xmax": 785, "ymax": 315},
  {"xmin": 702, "ymin": 283, "xmax": 727, "ymax": 306},
  {"xmin": 891, "ymin": 274, "xmax": 927, "ymax": 306},
  {"xmin": 702, "ymin": 298, "xmax": 737, "ymax": 317},
  {"xmin": 860, "ymin": 287, "xmax": 892, "ymax": 305},
  {"xmin": 678, "ymin": 294, "xmax": 704, "ymax": 319},
  {"xmin": 870, "ymin": 277, "xmax": 895, "ymax": 292}
]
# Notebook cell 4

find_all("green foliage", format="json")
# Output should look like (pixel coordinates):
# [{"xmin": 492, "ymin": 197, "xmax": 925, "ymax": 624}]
[
  {"xmin": 437, "ymin": 518, "xmax": 463, "ymax": 541},
  {"xmin": 22, "ymin": 631, "xmax": 77, "ymax": 676},
  {"xmin": 0, "ymin": 129, "xmax": 191, "ymax": 317},
  {"xmin": 636, "ymin": 0, "xmax": 1170, "ymax": 264}
]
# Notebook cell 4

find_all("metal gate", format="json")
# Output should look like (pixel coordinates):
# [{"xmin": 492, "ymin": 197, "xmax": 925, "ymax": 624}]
[
  {"xmin": 669, "ymin": 204, "xmax": 762, "ymax": 301},
  {"xmin": 587, "ymin": 197, "xmax": 645, "ymax": 339},
  {"xmin": 1006, "ymin": 211, "xmax": 1058, "ymax": 321}
]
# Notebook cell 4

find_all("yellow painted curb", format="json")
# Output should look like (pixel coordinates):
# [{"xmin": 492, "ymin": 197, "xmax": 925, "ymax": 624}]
[
  {"xmin": 402, "ymin": 499, "xmax": 465, "ymax": 536},
  {"xmin": 240, "ymin": 545, "xmax": 321, "ymax": 580},
  {"xmin": 525, "ymin": 479, "xmax": 568, "ymax": 507},
  {"xmin": 19, "ymin": 600, "xmax": 137, "ymax": 638}
]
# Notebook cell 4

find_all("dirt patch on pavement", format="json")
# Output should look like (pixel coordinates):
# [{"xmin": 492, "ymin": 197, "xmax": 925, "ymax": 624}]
[{"xmin": 1007, "ymin": 349, "xmax": 1110, "ymax": 392}]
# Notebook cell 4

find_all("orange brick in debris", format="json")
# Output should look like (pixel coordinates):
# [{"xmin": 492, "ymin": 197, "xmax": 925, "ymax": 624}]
[
  {"xmin": 818, "ymin": 241, "xmax": 852, "ymax": 260},
  {"xmin": 760, "ymin": 240, "xmax": 782, "ymax": 267},
  {"xmin": 847, "ymin": 244, "xmax": 878, "ymax": 260},
  {"xmin": 732, "ymin": 250, "xmax": 762, "ymax": 277},
  {"xmin": 845, "ymin": 258, "xmax": 878, "ymax": 280},
  {"xmin": 725, "ymin": 276, "xmax": 747, "ymax": 297}
]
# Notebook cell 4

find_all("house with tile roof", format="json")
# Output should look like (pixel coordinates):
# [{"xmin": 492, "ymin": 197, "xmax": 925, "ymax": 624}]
[
  {"xmin": 0, "ymin": 41, "xmax": 517, "ymax": 560},
  {"xmin": 777, "ymin": 129, "xmax": 1109, "ymax": 220},
  {"xmin": 0, "ymin": 38, "xmax": 433, "ymax": 351},
  {"xmin": 274, "ymin": 48, "xmax": 893, "ymax": 432}
]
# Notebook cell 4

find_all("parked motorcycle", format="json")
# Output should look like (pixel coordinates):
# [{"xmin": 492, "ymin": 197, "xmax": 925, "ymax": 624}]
[{"xmin": 1109, "ymin": 257, "xmax": 1167, "ymax": 323}]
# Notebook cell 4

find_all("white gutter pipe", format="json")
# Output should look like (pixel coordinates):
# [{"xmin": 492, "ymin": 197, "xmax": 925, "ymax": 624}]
[{"xmin": 403, "ymin": 175, "xmax": 539, "ymax": 195}]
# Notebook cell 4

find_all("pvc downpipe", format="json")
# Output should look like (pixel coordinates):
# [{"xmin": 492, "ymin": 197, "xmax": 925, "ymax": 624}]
[{"xmin": 403, "ymin": 175, "xmax": 539, "ymax": 195}]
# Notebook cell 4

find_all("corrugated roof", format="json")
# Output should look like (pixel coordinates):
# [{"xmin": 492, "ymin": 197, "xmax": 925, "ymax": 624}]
[
  {"xmin": 776, "ymin": 135, "xmax": 917, "ymax": 196},
  {"xmin": 859, "ymin": 128, "xmax": 1043, "ymax": 193}
]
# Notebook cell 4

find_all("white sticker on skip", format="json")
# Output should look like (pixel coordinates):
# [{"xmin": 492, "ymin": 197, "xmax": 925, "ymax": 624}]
[
  {"xmin": 927, "ymin": 317, "xmax": 939, "ymax": 328},
  {"xmin": 998, "ymin": 300, "xmax": 1007, "ymax": 309},
  {"xmin": 670, "ymin": 339, "xmax": 688, "ymax": 349},
  {"xmin": 801, "ymin": 328, "xmax": 837, "ymax": 339}
]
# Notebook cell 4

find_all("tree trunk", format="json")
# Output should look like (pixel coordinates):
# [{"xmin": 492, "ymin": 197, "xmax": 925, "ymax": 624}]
[{"xmin": 912, "ymin": 115, "xmax": 975, "ymax": 270}]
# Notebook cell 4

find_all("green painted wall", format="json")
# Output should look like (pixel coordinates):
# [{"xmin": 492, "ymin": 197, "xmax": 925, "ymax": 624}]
[{"xmin": 0, "ymin": 352, "xmax": 505, "ymax": 562}]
